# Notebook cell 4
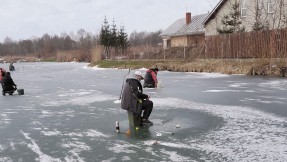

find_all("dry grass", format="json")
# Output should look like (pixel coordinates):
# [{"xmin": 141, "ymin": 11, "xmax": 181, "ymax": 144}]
[
  {"xmin": 91, "ymin": 58, "xmax": 287, "ymax": 77},
  {"xmin": 91, "ymin": 46, "xmax": 104, "ymax": 62},
  {"xmin": 2, "ymin": 55, "xmax": 39, "ymax": 62},
  {"xmin": 56, "ymin": 50, "xmax": 91, "ymax": 62}
]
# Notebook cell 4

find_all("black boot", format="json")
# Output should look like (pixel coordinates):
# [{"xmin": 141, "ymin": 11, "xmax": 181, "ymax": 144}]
[
  {"xmin": 2, "ymin": 91, "xmax": 5, "ymax": 96},
  {"xmin": 142, "ymin": 118, "xmax": 153, "ymax": 125}
]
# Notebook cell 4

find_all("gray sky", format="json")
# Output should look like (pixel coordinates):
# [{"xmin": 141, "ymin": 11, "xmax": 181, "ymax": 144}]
[{"xmin": 0, "ymin": 0, "xmax": 220, "ymax": 41}]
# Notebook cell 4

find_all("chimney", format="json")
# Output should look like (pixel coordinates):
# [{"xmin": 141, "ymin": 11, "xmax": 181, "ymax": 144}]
[{"xmin": 186, "ymin": 12, "xmax": 191, "ymax": 24}]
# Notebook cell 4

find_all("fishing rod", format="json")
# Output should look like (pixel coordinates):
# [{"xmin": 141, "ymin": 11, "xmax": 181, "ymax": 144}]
[{"xmin": 119, "ymin": 69, "xmax": 130, "ymax": 100}]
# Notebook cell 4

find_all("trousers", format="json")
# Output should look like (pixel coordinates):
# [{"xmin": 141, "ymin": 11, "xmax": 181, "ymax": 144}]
[{"xmin": 142, "ymin": 100, "xmax": 153, "ymax": 119}]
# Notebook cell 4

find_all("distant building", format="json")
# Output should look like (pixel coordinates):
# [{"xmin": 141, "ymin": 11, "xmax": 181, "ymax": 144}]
[
  {"xmin": 160, "ymin": 13, "xmax": 208, "ymax": 49},
  {"xmin": 204, "ymin": 0, "xmax": 287, "ymax": 36}
]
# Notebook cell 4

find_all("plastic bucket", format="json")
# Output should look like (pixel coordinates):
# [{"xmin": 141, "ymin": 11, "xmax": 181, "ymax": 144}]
[{"xmin": 17, "ymin": 89, "xmax": 24, "ymax": 95}]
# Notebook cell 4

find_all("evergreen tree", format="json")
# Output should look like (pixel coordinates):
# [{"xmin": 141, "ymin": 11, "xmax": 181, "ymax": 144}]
[
  {"xmin": 99, "ymin": 17, "xmax": 111, "ymax": 58},
  {"xmin": 110, "ymin": 20, "xmax": 118, "ymax": 48},
  {"xmin": 118, "ymin": 26, "xmax": 129, "ymax": 55},
  {"xmin": 217, "ymin": 1, "xmax": 245, "ymax": 34}
]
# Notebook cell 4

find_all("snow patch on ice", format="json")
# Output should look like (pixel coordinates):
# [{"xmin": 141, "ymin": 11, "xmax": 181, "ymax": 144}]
[
  {"xmin": 40, "ymin": 110, "xmax": 75, "ymax": 118},
  {"xmin": 188, "ymin": 72, "xmax": 230, "ymax": 79},
  {"xmin": 121, "ymin": 156, "xmax": 131, "ymax": 161},
  {"xmin": 85, "ymin": 129, "xmax": 110, "ymax": 138},
  {"xmin": 21, "ymin": 130, "xmax": 61, "ymax": 162},
  {"xmin": 113, "ymin": 99, "xmax": 121, "ymax": 104},
  {"xmin": 10, "ymin": 142, "xmax": 16, "ymax": 150},
  {"xmin": 64, "ymin": 150, "xmax": 85, "ymax": 162},
  {"xmin": 108, "ymin": 140, "xmax": 139, "ymax": 154},
  {"xmin": 161, "ymin": 149, "xmax": 192, "ymax": 162},
  {"xmin": 153, "ymin": 97, "xmax": 287, "ymax": 161},
  {"xmin": 137, "ymin": 67, "xmax": 148, "ymax": 71},
  {"xmin": 41, "ymin": 89, "xmax": 116, "ymax": 107},
  {"xmin": 203, "ymin": 89, "xmax": 255, "ymax": 93},
  {"xmin": 228, "ymin": 82, "xmax": 249, "ymax": 88},
  {"xmin": 62, "ymin": 141, "xmax": 91, "ymax": 152},
  {"xmin": 0, "ymin": 114, "xmax": 10, "ymax": 128},
  {"xmin": 62, "ymin": 141, "xmax": 90, "ymax": 162},
  {"xmin": 0, "ymin": 157, "xmax": 12, "ymax": 162},
  {"xmin": 240, "ymin": 98, "xmax": 285, "ymax": 104},
  {"xmin": 85, "ymin": 65, "xmax": 112, "ymax": 71},
  {"xmin": 42, "ymin": 129, "xmax": 61, "ymax": 136},
  {"xmin": 259, "ymin": 80, "xmax": 287, "ymax": 90}
]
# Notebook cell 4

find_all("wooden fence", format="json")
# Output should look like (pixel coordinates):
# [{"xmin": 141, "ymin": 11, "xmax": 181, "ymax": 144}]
[{"xmin": 205, "ymin": 28, "xmax": 287, "ymax": 59}]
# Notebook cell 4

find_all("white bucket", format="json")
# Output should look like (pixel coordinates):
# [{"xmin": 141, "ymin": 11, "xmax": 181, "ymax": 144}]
[{"xmin": 157, "ymin": 81, "xmax": 163, "ymax": 88}]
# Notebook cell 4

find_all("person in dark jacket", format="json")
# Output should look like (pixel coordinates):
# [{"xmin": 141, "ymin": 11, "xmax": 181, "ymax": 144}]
[
  {"xmin": 121, "ymin": 71, "xmax": 153, "ymax": 125},
  {"xmin": 144, "ymin": 68, "xmax": 159, "ymax": 88},
  {"xmin": 2, "ymin": 72, "xmax": 17, "ymax": 96},
  {"xmin": 9, "ymin": 63, "xmax": 15, "ymax": 71}
]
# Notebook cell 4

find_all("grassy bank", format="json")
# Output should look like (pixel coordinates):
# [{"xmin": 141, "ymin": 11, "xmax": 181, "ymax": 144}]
[{"xmin": 91, "ymin": 59, "xmax": 287, "ymax": 77}]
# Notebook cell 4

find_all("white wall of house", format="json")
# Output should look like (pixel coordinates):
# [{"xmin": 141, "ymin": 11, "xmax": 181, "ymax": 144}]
[{"xmin": 205, "ymin": 0, "xmax": 287, "ymax": 36}]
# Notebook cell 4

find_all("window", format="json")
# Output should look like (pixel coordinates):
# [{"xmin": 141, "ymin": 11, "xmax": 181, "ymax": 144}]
[
  {"xmin": 268, "ymin": 0, "xmax": 275, "ymax": 14},
  {"xmin": 241, "ymin": 0, "xmax": 247, "ymax": 18}
]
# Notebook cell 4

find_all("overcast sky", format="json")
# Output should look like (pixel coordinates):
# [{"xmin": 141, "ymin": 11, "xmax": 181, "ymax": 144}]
[{"xmin": 0, "ymin": 0, "xmax": 220, "ymax": 42}]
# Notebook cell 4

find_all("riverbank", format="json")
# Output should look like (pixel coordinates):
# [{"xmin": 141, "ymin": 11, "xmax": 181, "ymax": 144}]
[{"xmin": 90, "ymin": 59, "xmax": 287, "ymax": 77}]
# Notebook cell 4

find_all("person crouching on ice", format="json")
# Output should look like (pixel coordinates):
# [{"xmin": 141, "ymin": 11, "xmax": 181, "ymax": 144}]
[
  {"xmin": 144, "ymin": 68, "xmax": 159, "ymax": 88},
  {"xmin": 2, "ymin": 72, "xmax": 17, "ymax": 96},
  {"xmin": 0, "ymin": 68, "xmax": 6, "ymax": 84},
  {"xmin": 121, "ymin": 71, "xmax": 153, "ymax": 125}
]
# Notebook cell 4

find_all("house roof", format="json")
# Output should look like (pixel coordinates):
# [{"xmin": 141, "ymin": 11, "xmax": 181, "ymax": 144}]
[
  {"xmin": 160, "ymin": 13, "xmax": 209, "ymax": 37},
  {"xmin": 203, "ymin": 0, "xmax": 227, "ymax": 25}
]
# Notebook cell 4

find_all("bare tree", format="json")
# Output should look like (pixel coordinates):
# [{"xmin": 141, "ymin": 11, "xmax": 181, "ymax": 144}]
[{"xmin": 253, "ymin": 0, "xmax": 287, "ymax": 31}]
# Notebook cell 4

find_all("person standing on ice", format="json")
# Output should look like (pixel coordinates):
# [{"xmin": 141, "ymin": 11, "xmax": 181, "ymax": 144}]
[
  {"xmin": 121, "ymin": 71, "xmax": 153, "ymax": 125},
  {"xmin": 143, "ymin": 68, "xmax": 159, "ymax": 88}
]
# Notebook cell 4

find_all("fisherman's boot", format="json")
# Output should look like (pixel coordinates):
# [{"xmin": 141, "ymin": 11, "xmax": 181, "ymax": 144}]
[{"xmin": 142, "ymin": 118, "xmax": 153, "ymax": 125}]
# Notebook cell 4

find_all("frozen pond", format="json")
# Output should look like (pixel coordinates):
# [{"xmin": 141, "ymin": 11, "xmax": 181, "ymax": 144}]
[{"xmin": 0, "ymin": 62, "xmax": 286, "ymax": 162}]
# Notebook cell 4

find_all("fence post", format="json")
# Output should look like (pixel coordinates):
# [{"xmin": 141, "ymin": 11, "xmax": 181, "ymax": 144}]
[{"xmin": 184, "ymin": 46, "xmax": 186, "ymax": 59}]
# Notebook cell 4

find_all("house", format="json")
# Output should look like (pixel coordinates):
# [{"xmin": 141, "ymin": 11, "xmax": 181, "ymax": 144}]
[
  {"xmin": 204, "ymin": 0, "xmax": 287, "ymax": 36},
  {"xmin": 160, "ymin": 13, "xmax": 208, "ymax": 48}
]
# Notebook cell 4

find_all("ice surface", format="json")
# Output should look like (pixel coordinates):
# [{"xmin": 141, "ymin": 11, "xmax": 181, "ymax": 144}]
[{"xmin": 0, "ymin": 63, "xmax": 286, "ymax": 161}]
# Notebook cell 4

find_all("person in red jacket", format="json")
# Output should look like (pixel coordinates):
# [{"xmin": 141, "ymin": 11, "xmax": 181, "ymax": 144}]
[
  {"xmin": 0, "ymin": 68, "xmax": 6, "ymax": 83},
  {"xmin": 143, "ymin": 68, "xmax": 159, "ymax": 88}
]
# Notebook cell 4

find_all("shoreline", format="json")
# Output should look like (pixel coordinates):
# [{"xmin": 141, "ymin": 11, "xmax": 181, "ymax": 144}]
[{"xmin": 90, "ymin": 59, "xmax": 287, "ymax": 77}]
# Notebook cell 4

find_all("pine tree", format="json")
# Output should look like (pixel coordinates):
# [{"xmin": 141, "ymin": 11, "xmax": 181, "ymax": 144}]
[
  {"xmin": 217, "ymin": 1, "xmax": 246, "ymax": 34},
  {"xmin": 99, "ymin": 17, "xmax": 111, "ymax": 58},
  {"xmin": 110, "ymin": 20, "xmax": 118, "ymax": 48},
  {"xmin": 118, "ymin": 26, "xmax": 129, "ymax": 55}
]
